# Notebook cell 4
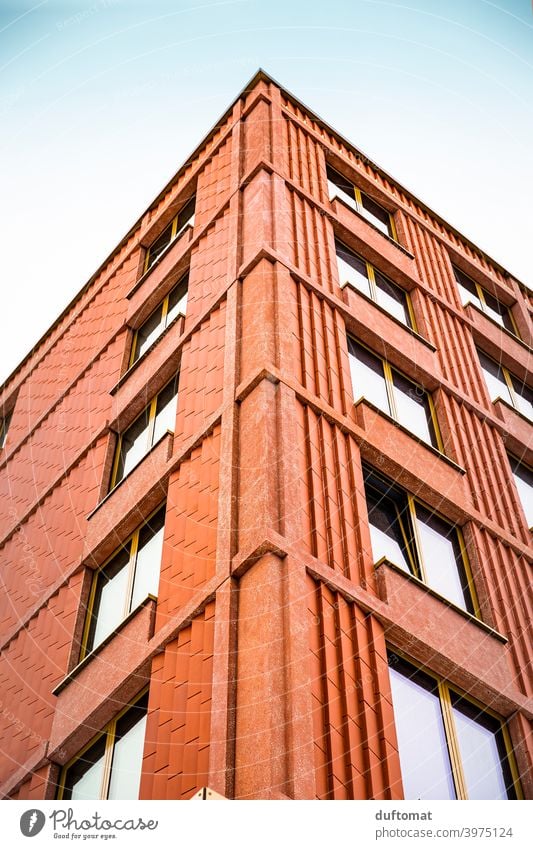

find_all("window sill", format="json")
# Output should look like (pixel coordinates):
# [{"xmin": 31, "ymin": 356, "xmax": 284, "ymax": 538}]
[
  {"xmin": 110, "ymin": 312, "xmax": 186, "ymax": 396},
  {"xmin": 354, "ymin": 397, "xmax": 466, "ymax": 474},
  {"xmin": 128, "ymin": 223, "xmax": 194, "ymax": 299},
  {"xmin": 330, "ymin": 195, "xmax": 415, "ymax": 260},
  {"xmin": 492, "ymin": 395, "xmax": 532, "ymax": 426},
  {"xmin": 52, "ymin": 594, "xmax": 157, "ymax": 696},
  {"xmin": 375, "ymin": 557, "xmax": 507, "ymax": 643},
  {"xmin": 464, "ymin": 301, "xmax": 525, "ymax": 347},
  {"xmin": 340, "ymin": 279, "xmax": 436, "ymax": 351},
  {"xmin": 87, "ymin": 429, "xmax": 174, "ymax": 521}
]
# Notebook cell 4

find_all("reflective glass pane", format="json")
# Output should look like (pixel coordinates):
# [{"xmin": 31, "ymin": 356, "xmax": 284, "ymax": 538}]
[
  {"xmin": 133, "ymin": 304, "xmax": 164, "ymax": 363},
  {"xmin": 146, "ymin": 222, "xmax": 173, "ymax": 271},
  {"xmin": 478, "ymin": 351, "xmax": 512, "ymax": 406},
  {"xmin": 451, "ymin": 696, "xmax": 514, "ymax": 799},
  {"xmin": 63, "ymin": 735, "xmax": 106, "ymax": 800},
  {"xmin": 510, "ymin": 375, "xmax": 533, "ymax": 420},
  {"xmin": 374, "ymin": 271, "xmax": 411, "ymax": 326},
  {"xmin": 482, "ymin": 291, "xmax": 517, "ymax": 336},
  {"xmin": 166, "ymin": 277, "xmax": 189, "ymax": 324},
  {"xmin": 115, "ymin": 407, "xmax": 151, "ymax": 484},
  {"xmin": 365, "ymin": 484, "xmax": 414, "ymax": 573},
  {"xmin": 392, "ymin": 371, "xmax": 437, "ymax": 447},
  {"xmin": 88, "ymin": 547, "xmax": 130, "ymax": 651},
  {"xmin": 335, "ymin": 242, "xmax": 370, "ymax": 296},
  {"xmin": 360, "ymin": 192, "xmax": 392, "ymax": 237},
  {"xmin": 152, "ymin": 375, "xmax": 179, "ymax": 444},
  {"xmin": 347, "ymin": 339, "xmax": 389, "ymax": 414},
  {"xmin": 107, "ymin": 696, "xmax": 148, "ymax": 800},
  {"xmin": 509, "ymin": 456, "xmax": 533, "ymax": 527},
  {"xmin": 415, "ymin": 505, "xmax": 472, "ymax": 612},
  {"xmin": 326, "ymin": 165, "xmax": 357, "ymax": 210},
  {"xmin": 389, "ymin": 662, "xmax": 456, "ymax": 799},
  {"xmin": 130, "ymin": 508, "xmax": 166, "ymax": 610},
  {"xmin": 175, "ymin": 196, "xmax": 195, "ymax": 239},
  {"xmin": 454, "ymin": 268, "xmax": 482, "ymax": 310}
]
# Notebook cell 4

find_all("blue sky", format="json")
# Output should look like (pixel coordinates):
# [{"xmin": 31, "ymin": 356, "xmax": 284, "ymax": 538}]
[{"xmin": 1, "ymin": 0, "xmax": 532, "ymax": 383}]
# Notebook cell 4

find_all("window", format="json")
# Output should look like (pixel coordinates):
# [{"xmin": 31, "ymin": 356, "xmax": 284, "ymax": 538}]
[
  {"xmin": 388, "ymin": 656, "xmax": 520, "ymax": 799},
  {"xmin": 144, "ymin": 196, "xmax": 195, "ymax": 273},
  {"xmin": 0, "ymin": 411, "xmax": 12, "ymax": 449},
  {"xmin": 364, "ymin": 466, "xmax": 476, "ymax": 613},
  {"xmin": 81, "ymin": 506, "xmax": 165, "ymax": 657},
  {"xmin": 335, "ymin": 241, "xmax": 413, "ymax": 327},
  {"xmin": 453, "ymin": 266, "xmax": 518, "ymax": 337},
  {"xmin": 477, "ymin": 350, "xmax": 532, "ymax": 420},
  {"xmin": 111, "ymin": 374, "xmax": 179, "ymax": 489},
  {"xmin": 348, "ymin": 337, "xmax": 441, "ymax": 449},
  {"xmin": 327, "ymin": 165, "xmax": 396, "ymax": 239},
  {"xmin": 508, "ymin": 455, "xmax": 533, "ymax": 529},
  {"xmin": 58, "ymin": 691, "xmax": 148, "ymax": 800},
  {"xmin": 130, "ymin": 274, "xmax": 188, "ymax": 366}
]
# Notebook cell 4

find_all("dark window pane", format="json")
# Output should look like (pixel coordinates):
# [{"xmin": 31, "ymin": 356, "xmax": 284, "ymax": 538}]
[
  {"xmin": 107, "ymin": 694, "xmax": 148, "ymax": 800},
  {"xmin": 130, "ymin": 508, "xmax": 166, "ymax": 610},
  {"xmin": 326, "ymin": 165, "xmax": 357, "ymax": 211},
  {"xmin": 451, "ymin": 694, "xmax": 516, "ymax": 799},
  {"xmin": 0, "ymin": 412, "xmax": 12, "ymax": 449},
  {"xmin": 63, "ymin": 735, "xmax": 107, "ymax": 800},
  {"xmin": 392, "ymin": 371, "xmax": 437, "ymax": 447},
  {"xmin": 347, "ymin": 339, "xmax": 389, "ymax": 414},
  {"xmin": 133, "ymin": 304, "xmax": 165, "ymax": 364},
  {"xmin": 454, "ymin": 268, "xmax": 482, "ymax": 310},
  {"xmin": 175, "ymin": 196, "xmax": 195, "ymax": 238},
  {"xmin": 389, "ymin": 660, "xmax": 456, "ymax": 799},
  {"xmin": 166, "ymin": 276, "xmax": 189, "ymax": 324},
  {"xmin": 365, "ymin": 480, "xmax": 414, "ymax": 574},
  {"xmin": 415, "ymin": 505, "xmax": 473, "ymax": 612},
  {"xmin": 146, "ymin": 222, "xmax": 173, "ymax": 271},
  {"xmin": 508, "ymin": 456, "xmax": 533, "ymax": 527},
  {"xmin": 374, "ymin": 271, "xmax": 411, "ymax": 326},
  {"xmin": 335, "ymin": 242, "xmax": 370, "ymax": 296},
  {"xmin": 482, "ymin": 291, "xmax": 517, "ymax": 336},
  {"xmin": 115, "ymin": 407, "xmax": 151, "ymax": 485},
  {"xmin": 86, "ymin": 547, "xmax": 130, "ymax": 652},
  {"xmin": 360, "ymin": 192, "xmax": 392, "ymax": 237}
]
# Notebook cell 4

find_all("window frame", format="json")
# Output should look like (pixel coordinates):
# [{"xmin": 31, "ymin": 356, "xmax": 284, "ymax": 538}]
[
  {"xmin": 110, "ymin": 373, "xmax": 179, "ymax": 490},
  {"xmin": 56, "ymin": 688, "xmax": 149, "ymax": 801},
  {"xmin": 348, "ymin": 336, "xmax": 443, "ymax": 452},
  {"xmin": 327, "ymin": 164, "xmax": 397, "ymax": 240},
  {"xmin": 507, "ymin": 453, "xmax": 533, "ymax": 530},
  {"xmin": 364, "ymin": 466, "xmax": 479, "ymax": 616},
  {"xmin": 80, "ymin": 504, "xmax": 165, "ymax": 661},
  {"xmin": 143, "ymin": 196, "xmax": 195, "ymax": 273},
  {"xmin": 453, "ymin": 266, "xmax": 519, "ymax": 338},
  {"xmin": 335, "ymin": 239, "xmax": 416, "ymax": 329},
  {"xmin": 129, "ymin": 273, "xmax": 189, "ymax": 367},
  {"xmin": 388, "ymin": 653, "xmax": 523, "ymax": 800},
  {"xmin": 0, "ymin": 411, "xmax": 12, "ymax": 449},
  {"xmin": 477, "ymin": 349, "xmax": 532, "ymax": 420}
]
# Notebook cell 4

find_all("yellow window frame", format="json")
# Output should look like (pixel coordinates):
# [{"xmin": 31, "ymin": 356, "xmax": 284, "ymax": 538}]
[
  {"xmin": 129, "ymin": 274, "xmax": 189, "ymax": 368},
  {"xmin": 389, "ymin": 651, "xmax": 523, "ymax": 800},
  {"xmin": 143, "ymin": 200, "xmax": 195, "ymax": 274},
  {"xmin": 507, "ymin": 453, "xmax": 533, "ymax": 531},
  {"xmin": 79, "ymin": 504, "xmax": 165, "ymax": 661},
  {"xmin": 458, "ymin": 269, "xmax": 520, "ymax": 338},
  {"xmin": 353, "ymin": 186, "xmax": 398, "ymax": 241},
  {"xmin": 380, "ymin": 358, "xmax": 444, "ymax": 453},
  {"xmin": 481, "ymin": 351, "xmax": 529, "ymax": 415},
  {"xmin": 56, "ymin": 687, "xmax": 149, "ymax": 801},
  {"xmin": 337, "ymin": 241, "xmax": 416, "ymax": 330}
]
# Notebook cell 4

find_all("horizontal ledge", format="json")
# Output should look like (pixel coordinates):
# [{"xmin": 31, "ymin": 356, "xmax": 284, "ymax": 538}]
[
  {"xmin": 52, "ymin": 596, "xmax": 157, "ymax": 696},
  {"xmin": 375, "ymin": 558, "xmax": 507, "ymax": 644}
]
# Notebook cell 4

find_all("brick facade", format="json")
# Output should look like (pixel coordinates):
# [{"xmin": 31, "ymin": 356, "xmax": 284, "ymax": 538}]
[{"xmin": 0, "ymin": 71, "xmax": 531, "ymax": 800}]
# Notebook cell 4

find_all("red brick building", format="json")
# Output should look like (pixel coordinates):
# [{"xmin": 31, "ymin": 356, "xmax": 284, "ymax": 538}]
[{"xmin": 0, "ymin": 70, "xmax": 531, "ymax": 801}]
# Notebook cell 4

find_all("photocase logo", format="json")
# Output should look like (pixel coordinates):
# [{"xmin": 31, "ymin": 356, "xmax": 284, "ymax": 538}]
[{"xmin": 20, "ymin": 810, "xmax": 46, "ymax": 837}]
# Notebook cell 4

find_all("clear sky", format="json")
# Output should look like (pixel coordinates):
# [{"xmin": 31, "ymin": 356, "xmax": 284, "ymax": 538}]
[{"xmin": 1, "ymin": 0, "xmax": 531, "ymax": 384}]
